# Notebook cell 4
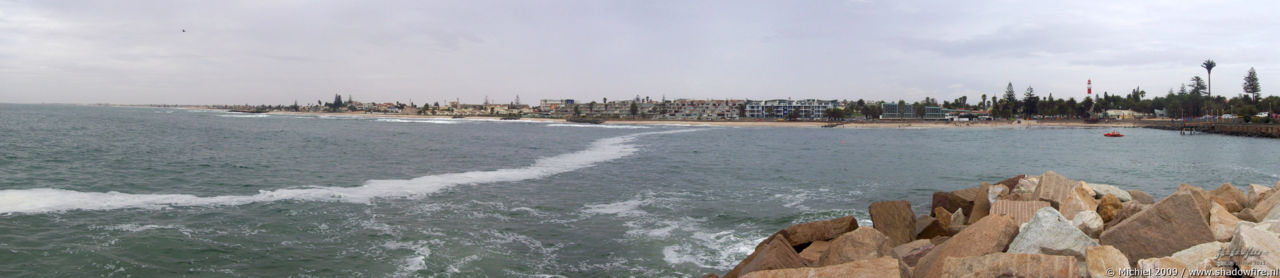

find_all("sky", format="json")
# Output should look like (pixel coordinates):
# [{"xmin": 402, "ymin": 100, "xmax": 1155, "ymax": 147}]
[{"xmin": 1, "ymin": 0, "xmax": 1276, "ymax": 105}]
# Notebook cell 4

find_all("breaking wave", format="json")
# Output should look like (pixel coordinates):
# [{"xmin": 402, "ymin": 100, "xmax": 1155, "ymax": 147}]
[{"xmin": 0, "ymin": 129, "xmax": 700, "ymax": 214}]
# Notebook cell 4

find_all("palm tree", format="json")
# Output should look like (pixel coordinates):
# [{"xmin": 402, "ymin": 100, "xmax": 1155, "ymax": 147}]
[{"xmin": 1202, "ymin": 59, "xmax": 1216, "ymax": 97}]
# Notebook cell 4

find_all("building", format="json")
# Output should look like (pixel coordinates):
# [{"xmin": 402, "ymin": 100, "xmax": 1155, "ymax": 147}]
[
  {"xmin": 744, "ymin": 99, "xmax": 837, "ymax": 120},
  {"xmin": 538, "ymin": 99, "xmax": 575, "ymax": 112},
  {"xmin": 654, "ymin": 99, "xmax": 745, "ymax": 120},
  {"xmin": 880, "ymin": 103, "xmax": 945, "ymax": 120}
]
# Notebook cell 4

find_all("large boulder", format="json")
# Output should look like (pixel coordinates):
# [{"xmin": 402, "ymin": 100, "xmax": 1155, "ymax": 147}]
[
  {"xmin": 1085, "ymin": 245, "xmax": 1129, "ymax": 278},
  {"xmin": 1071, "ymin": 210, "xmax": 1104, "ymax": 238},
  {"xmin": 1176, "ymin": 184, "xmax": 1214, "ymax": 222},
  {"xmin": 931, "ymin": 189, "xmax": 976, "ymax": 219},
  {"xmin": 916, "ymin": 217, "xmax": 950, "ymax": 240},
  {"xmin": 950, "ymin": 187, "xmax": 982, "ymax": 218},
  {"xmin": 1100, "ymin": 192, "xmax": 1215, "ymax": 265},
  {"xmin": 870, "ymin": 200, "xmax": 916, "ymax": 246},
  {"xmin": 1256, "ymin": 192, "xmax": 1280, "ymax": 222},
  {"xmin": 797, "ymin": 240, "xmax": 830, "ymax": 265},
  {"xmin": 1058, "ymin": 185, "xmax": 1099, "ymax": 221},
  {"xmin": 818, "ymin": 227, "xmax": 894, "ymax": 266},
  {"xmin": 740, "ymin": 256, "xmax": 907, "ymax": 278},
  {"xmin": 968, "ymin": 183, "xmax": 993, "ymax": 225},
  {"xmin": 988, "ymin": 199, "xmax": 1052, "ymax": 225},
  {"xmin": 939, "ymin": 253, "xmax": 1078, "ymax": 278},
  {"xmin": 1087, "ymin": 182, "xmax": 1132, "ymax": 202},
  {"xmin": 910, "ymin": 215, "xmax": 1020, "ymax": 278},
  {"xmin": 1210, "ymin": 183, "xmax": 1248, "ymax": 212},
  {"xmin": 1227, "ymin": 225, "xmax": 1280, "ymax": 272},
  {"xmin": 1249, "ymin": 184, "xmax": 1272, "ymax": 208},
  {"xmin": 1097, "ymin": 194, "xmax": 1123, "ymax": 223},
  {"xmin": 1103, "ymin": 202, "xmax": 1149, "ymax": 230},
  {"xmin": 1128, "ymin": 190, "xmax": 1156, "ymax": 205},
  {"xmin": 1007, "ymin": 207, "xmax": 1099, "ymax": 260},
  {"xmin": 932, "ymin": 207, "xmax": 952, "ymax": 229},
  {"xmin": 1170, "ymin": 241, "xmax": 1229, "ymax": 271},
  {"xmin": 891, "ymin": 239, "xmax": 934, "ymax": 267},
  {"xmin": 996, "ymin": 175, "xmax": 1026, "ymax": 191},
  {"xmin": 1033, "ymin": 171, "xmax": 1079, "ymax": 207},
  {"xmin": 782, "ymin": 216, "xmax": 859, "ymax": 248},
  {"xmin": 723, "ymin": 233, "xmax": 808, "ymax": 278},
  {"xmin": 1209, "ymin": 202, "xmax": 1241, "ymax": 242}
]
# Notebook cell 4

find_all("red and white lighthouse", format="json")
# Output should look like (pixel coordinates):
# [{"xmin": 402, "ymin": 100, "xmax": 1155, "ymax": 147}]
[{"xmin": 1087, "ymin": 79, "xmax": 1092, "ymax": 95}]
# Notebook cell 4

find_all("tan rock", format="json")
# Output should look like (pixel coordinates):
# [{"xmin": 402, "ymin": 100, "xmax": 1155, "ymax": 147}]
[
  {"xmin": 949, "ymin": 208, "xmax": 966, "ymax": 230},
  {"xmin": 1211, "ymin": 196, "xmax": 1243, "ymax": 213},
  {"xmin": 818, "ymin": 227, "xmax": 893, "ymax": 266},
  {"xmin": 1170, "ymin": 241, "xmax": 1229, "ymax": 271},
  {"xmin": 988, "ymin": 199, "xmax": 1052, "ymax": 225},
  {"xmin": 1072, "ymin": 210, "xmax": 1104, "ymax": 238},
  {"xmin": 995, "ymin": 174, "xmax": 1026, "ymax": 192},
  {"xmin": 1210, "ymin": 183, "xmax": 1248, "ymax": 212},
  {"xmin": 1033, "ymin": 170, "xmax": 1079, "ymax": 207},
  {"xmin": 1248, "ymin": 184, "xmax": 1271, "ymax": 208},
  {"xmin": 968, "ymin": 183, "xmax": 993, "ymax": 225},
  {"xmin": 1103, "ymin": 202, "xmax": 1149, "ymax": 230},
  {"xmin": 1128, "ymin": 189, "xmax": 1156, "ymax": 204},
  {"xmin": 782, "ymin": 216, "xmax": 859, "ymax": 248},
  {"xmin": 797, "ymin": 240, "xmax": 830, "ymax": 265},
  {"xmin": 870, "ymin": 200, "xmax": 916, "ymax": 246},
  {"xmin": 723, "ymin": 233, "xmax": 808, "ymax": 278},
  {"xmin": 703, "ymin": 273, "xmax": 720, "ymax": 278},
  {"xmin": 1236, "ymin": 209, "xmax": 1258, "ymax": 222},
  {"xmin": 933, "ymin": 207, "xmax": 952, "ymax": 229},
  {"xmin": 1252, "ymin": 189, "xmax": 1280, "ymax": 221},
  {"xmin": 1209, "ymin": 202, "xmax": 1241, "ymax": 242},
  {"xmin": 1176, "ymin": 184, "xmax": 1214, "ymax": 223},
  {"xmin": 741, "ymin": 256, "xmax": 907, "ymax": 278},
  {"xmin": 1079, "ymin": 182, "xmax": 1096, "ymax": 197},
  {"xmin": 1007, "ymin": 207, "xmax": 1099, "ymax": 260},
  {"xmin": 1227, "ymin": 225, "xmax": 1280, "ymax": 272},
  {"xmin": 950, "ymin": 187, "xmax": 982, "ymax": 218},
  {"xmin": 1085, "ymin": 245, "xmax": 1129, "ymax": 278},
  {"xmin": 914, "ymin": 215, "xmax": 933, "ymax": 237},
  {"xmin": 1059, "ymin": 185, "xmax": 1099, "ymax": 221},
  {"xmin": 939, "ymin": 253, "xmax": 1078, "ymax": 278},
  {"xmin": 910, "ymin": 215, "xmax": 1020, "ymax": 278},
  {"xmin": 1100, "ymin": 192, "xmax": 1215, "ymax": 265},
  {"xmin": 891, "ymin": 239, "xmax": 934, "ymax": 267},
  {"xmin": 1097, "ymin": 194, "xmax": 1123, "ymax": 223},
  {"xmin": 916, "ymin": 217, "xmax": 950, "ymax": 240}
]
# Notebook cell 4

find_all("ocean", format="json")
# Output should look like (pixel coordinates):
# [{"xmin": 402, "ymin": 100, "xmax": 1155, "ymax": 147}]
[{"xmin": 1, "ymin": 103, "xmax": 1278, "ymax": 277}]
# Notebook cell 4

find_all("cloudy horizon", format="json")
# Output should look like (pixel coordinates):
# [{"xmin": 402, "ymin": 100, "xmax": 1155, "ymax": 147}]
[{"xmin": 1, "ymin": 1, "xmax": 1276, "ymax": 105}]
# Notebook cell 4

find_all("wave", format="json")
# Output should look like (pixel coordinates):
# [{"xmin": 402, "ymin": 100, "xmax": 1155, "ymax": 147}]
[
  {"xmin": 217, "ymin": 114, "xmax": 270, "ymax": 118},
  {"xmin": 546, "ymin": 123, "xmax": 649, "ymax": 129},
  {"xmin": 373, "ymin": 118, "xmax": 461, "ymax": 124},
  {"xmin": 0, "ymin": 129, "xmax": 700, "ymax": 214}
]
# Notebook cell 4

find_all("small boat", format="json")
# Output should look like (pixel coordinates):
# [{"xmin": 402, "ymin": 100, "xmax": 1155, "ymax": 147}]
[{"xmin": 1104, "ymin": 131, "xmax": 1124, "ymax": 137}]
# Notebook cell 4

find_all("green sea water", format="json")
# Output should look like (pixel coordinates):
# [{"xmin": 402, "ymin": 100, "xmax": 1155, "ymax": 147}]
[{"xmin": 1, "ymin": 103, "xmax": 1277, "ymax": 277}]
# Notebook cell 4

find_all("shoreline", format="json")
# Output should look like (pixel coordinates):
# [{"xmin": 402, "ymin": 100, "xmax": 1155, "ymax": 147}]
[{"xmin": 261, "ymin": 110, "xmax": 1148, "ymax": 129}]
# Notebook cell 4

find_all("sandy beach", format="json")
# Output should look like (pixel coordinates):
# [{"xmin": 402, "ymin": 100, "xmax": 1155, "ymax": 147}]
[{"xmin": 262, "ymin": 111, "xmax": 1149, "ymax": 129}]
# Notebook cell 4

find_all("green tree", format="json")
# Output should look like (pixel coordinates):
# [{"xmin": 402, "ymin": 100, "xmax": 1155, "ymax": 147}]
[
  {"xmin": 1202, "ymin": 59, "xmax": 1217, "ymax": 97},
  {"xmin": 1023, "ymin": 86, "xmax": 1037, "ymax": 116},
  {"xmin": 1004, "ymin": 82, "xmax": 1018, "ymax": 116},
  {"xmin": 1244, "ymin": 67, "xmax": 1262, "ymax": 103},
  {"xmin": 573, "ymin": 105, "xmax": 581, "ymax": 116},
  {"xmin": 786, "ymin": 110, "xmax": 800, "ymax": 121},
  {"xmin": 631, "ymin": 102, "xmax": 640, "ymax": 116}
]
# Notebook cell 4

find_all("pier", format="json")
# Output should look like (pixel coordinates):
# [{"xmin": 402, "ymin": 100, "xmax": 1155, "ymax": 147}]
[{"xmin": 1142, "ymin": 119, "xmax": 1280, "ymax": 138}]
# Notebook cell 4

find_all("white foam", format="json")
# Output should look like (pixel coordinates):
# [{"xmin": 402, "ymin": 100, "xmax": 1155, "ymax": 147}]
[
  {"xmin": 374, "ymin": 118, "xmax": 460, "ymax": 124},
  {"xmin": 582, "ymin": 199, "xmax": 650, "ymax": 217},
  {"xmin": 0, "ymin": 129, "xmax": 701, "ymax": 214},
  {"xmin": 547, "ymin": 123, "xmax": 650, "ymax": 129},
  {"xmin": 217, "ymin": 114, "xmax": 269, "ymax": 118}
]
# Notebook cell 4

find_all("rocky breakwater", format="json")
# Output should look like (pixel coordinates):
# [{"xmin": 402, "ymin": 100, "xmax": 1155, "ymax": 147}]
[{"xmin": 710, "ymin": 171, "xmax": 1280, "ymax": 278}]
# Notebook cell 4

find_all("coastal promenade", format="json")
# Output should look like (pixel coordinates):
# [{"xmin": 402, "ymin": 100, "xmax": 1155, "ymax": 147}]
[
  {"xmin": 1141, "ymin": 119, "xmax": 1280, "ymax": 138},
  {"xmin": 712, "ymin": 171, "xmax": 1280, "ymax": 278}
]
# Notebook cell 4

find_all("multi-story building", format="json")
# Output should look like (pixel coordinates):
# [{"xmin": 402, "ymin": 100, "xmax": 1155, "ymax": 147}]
[
  {"xmin": 653, "ymin": 99, "xmax": 745, "ymax": 120},
  {"xmin": 744, "ymin": 99, "xmax": 837, "ymax": 120},
  {"xmin": 538, "ymin": 99, "xmax": 575, "ymax": 113}
]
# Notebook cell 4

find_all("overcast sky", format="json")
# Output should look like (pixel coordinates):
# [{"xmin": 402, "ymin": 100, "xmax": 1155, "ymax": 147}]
[{"xmin": 2, "ymin": 1, "xmax": 1276, "ymax": 105}]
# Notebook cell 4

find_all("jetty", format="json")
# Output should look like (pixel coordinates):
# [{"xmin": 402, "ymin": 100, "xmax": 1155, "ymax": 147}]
[
  {"xmin": 1142, "ymin": 119, "xmax": 1280, "ymax": 138},
  {"xmin": 711, "ymin": 171, "xmax": 1280, "ymax": 278}
]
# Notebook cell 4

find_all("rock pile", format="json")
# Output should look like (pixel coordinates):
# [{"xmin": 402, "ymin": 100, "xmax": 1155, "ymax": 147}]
[{"xmin": 712, "ymin": 171, "xmax": 1280, "ymax": 278}]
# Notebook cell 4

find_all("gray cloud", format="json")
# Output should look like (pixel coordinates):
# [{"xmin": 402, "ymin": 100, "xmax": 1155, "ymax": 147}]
[{"xmin": 1, "ymin": 0, "xmax": 1277, "ymax": 105}]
